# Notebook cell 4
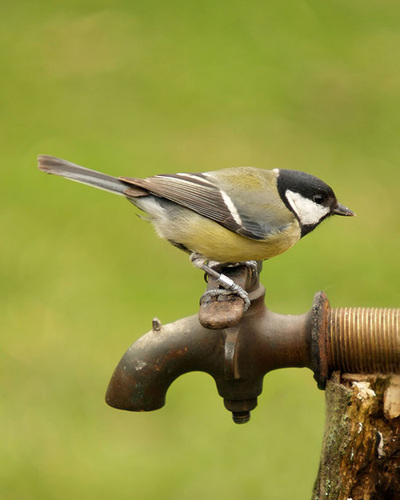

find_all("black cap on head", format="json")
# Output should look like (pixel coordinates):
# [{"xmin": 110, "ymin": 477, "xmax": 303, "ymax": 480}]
[{"xmin": 277, "ymin": 169, "xmax": 337, "ymax": 208}]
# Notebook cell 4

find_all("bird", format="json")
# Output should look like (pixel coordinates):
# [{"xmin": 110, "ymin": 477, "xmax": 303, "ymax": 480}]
[{"xmin": 38, "ymin": 155, "xmax": 355, "ymax": 309}]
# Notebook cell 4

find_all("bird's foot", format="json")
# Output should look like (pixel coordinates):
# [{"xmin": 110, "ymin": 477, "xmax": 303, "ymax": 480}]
[
  {"xmin": 190, "ymin": 254, "xmax": 259, "ymax": 312},
  {"xmin": 200, "ymin": 285, "xmax": 251, "ymax": 311}
]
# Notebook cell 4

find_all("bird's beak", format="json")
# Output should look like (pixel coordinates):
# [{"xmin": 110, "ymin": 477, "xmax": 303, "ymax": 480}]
[{"xmin": 332, "ymin": 203, "xmax": 356, "ymax": 217}]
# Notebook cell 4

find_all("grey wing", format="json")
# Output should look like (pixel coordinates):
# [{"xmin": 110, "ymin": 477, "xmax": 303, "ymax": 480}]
[{"xmin": 120, "ymin": 172, "xmax": 267, "ymax": 240}]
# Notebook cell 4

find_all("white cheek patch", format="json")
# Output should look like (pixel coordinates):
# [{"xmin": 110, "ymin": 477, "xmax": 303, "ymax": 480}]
[{"xmin": 285, "ymin": 190, "xmax": 330, "ymax": 226}]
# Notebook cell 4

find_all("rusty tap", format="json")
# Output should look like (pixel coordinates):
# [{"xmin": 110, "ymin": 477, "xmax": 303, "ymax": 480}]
[{"xmin": 106, "ymin": 264, "xmax": 400, "ymax": 423}]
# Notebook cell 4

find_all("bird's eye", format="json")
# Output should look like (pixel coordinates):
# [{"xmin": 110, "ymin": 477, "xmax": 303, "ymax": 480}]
[{"xmin": 313, "ymin": 194, "xmax": 325, "ymax": 204}]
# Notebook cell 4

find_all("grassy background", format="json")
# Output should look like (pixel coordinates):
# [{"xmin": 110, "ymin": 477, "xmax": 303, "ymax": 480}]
[{"xmin": 2, "ymin": 1, "xmax": 400, "ymax": 499}]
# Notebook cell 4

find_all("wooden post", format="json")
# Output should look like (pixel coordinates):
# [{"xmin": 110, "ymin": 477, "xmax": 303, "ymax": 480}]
[{"xmin": 312, "ymin": 372, "xmax": 400, "ymax": 500}]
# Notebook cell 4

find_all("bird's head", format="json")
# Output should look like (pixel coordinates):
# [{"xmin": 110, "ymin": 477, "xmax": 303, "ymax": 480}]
[{"xmin": 276, "ymin": 169, "xmax": 355, "ymax": 236}]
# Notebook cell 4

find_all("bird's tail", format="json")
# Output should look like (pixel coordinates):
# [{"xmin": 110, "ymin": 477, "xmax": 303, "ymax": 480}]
[{"xmin": 37, "ymin": 155, "xmax": 130, "ymax": 196}]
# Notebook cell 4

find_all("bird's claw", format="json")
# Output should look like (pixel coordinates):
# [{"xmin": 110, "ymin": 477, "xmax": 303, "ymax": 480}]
[
  {"xmin": 200, "ymin": 287, "xmax": 251, "ymax": 312},
  {"xmin": 190, "ymin": 253, "xmax": 254, "ymax": 312}
]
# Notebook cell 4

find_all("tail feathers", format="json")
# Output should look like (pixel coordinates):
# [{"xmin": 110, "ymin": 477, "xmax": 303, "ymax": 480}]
[{"xmin": 37, "ymin": 155, "xmax": 130, "ymax": 196}]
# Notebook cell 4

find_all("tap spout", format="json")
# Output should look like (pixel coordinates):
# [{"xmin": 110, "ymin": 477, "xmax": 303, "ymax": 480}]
[{"xmin": 106, "ymin": 314, "xmax": 228, "ymax": 411}]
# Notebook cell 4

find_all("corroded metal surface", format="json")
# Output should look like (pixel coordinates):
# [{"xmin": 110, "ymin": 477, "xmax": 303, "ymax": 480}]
[
  {"xmin": 106, "ymin": 264, "xmax": 314, "ymax": 422},
  {"xmin": 106, "ymin": 264, "xmax": 400, "ymax": 423},
  {"xmin": 327, "ymin": 307, "xmax": 400, "ymax": 374}
]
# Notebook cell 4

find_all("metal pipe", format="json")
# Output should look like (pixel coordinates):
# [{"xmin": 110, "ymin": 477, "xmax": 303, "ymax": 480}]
[
  {"xmin": 327, "ymin": 307, "xmax": 400, "ymax": 374},
  {"xmin": 106, "ymin": 265, "xmax": 400, "ymax": 423}
]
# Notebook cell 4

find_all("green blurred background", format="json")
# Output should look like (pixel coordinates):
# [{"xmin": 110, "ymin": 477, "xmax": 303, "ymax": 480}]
[{"xmin": 2, "ymin": 1, "xmax": 400, "ymax": 498}]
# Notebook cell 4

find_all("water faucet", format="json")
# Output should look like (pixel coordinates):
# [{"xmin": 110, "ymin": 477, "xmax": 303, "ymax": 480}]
[{"xmin": 106, "ymin": 264, "xmax": 400, "ymax": 423}]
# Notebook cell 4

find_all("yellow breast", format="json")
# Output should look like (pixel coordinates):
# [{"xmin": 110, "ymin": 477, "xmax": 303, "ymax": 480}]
[{"xmin": 154, "ymin": 210, "xmax": 301, "ymax": 262}]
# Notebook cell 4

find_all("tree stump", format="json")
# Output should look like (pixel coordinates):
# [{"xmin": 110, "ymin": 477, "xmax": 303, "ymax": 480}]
[{"xmin": 312, "ymin": 372, "xmax": 400, "ymax": 500}]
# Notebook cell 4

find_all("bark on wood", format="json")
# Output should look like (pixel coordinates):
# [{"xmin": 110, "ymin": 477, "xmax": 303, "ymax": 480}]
[{"xmin": 312, "ymin": 372, "xmax": 400, "ymax": 500}]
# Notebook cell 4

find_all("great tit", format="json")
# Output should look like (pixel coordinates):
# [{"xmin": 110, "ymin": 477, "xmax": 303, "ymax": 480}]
[{"xmin": 38, "ymin": 155, "xmax": 354, "ymax": 307}]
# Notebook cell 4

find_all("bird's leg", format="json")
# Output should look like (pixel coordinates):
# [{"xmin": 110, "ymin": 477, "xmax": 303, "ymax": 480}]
[{"xmin": 190, "ymin": 254, "xmax": 258, "ymax": 311}]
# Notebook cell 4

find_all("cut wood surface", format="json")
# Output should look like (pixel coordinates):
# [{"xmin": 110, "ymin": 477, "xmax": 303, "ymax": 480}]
[{"xmin": 312, "ymin": 372, "xmax": 400, "ymax": 500}]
